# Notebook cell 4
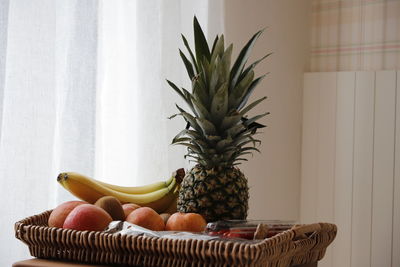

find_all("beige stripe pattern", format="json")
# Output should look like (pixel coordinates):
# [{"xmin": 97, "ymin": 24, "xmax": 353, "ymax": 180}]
[{"xmin": 310, "ymin": 0, "xmax": 400, "ymax": 71}]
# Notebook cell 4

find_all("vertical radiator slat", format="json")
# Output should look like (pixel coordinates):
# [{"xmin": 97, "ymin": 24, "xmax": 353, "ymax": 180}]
[
  {"xmin": 302, "ymin": 71, "xmax": 399, "ymax": 267},
  {"xmin": 316, "ymin": 73, "xmax": 337, "ymax": 223},
  {"xmin": 392, "ymin": 71, "xmax": 400, "ymax": 267},
  {"xmin": 371, "ymin": 70, "xmax": 396, "ymax": 267},
  {"xmin": 332, "ymin": 72, "xmax": 355, "ymax": 267},
  {"xmin": 351, "ymin": 71, "xmax": 375, "ymax": 267},
  {"xmin": 316, "ymin": 72, "xmax": 337, "ymax": 267}
]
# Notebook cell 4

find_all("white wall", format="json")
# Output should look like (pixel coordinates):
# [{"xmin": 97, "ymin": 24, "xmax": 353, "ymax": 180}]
[
  {"xmin": 301, "ymin": 71, "xmax": 400, "ymax": 267},
  {"xmin": 223, "ymin": 0, "xmax": 312, "ymax": 220}
]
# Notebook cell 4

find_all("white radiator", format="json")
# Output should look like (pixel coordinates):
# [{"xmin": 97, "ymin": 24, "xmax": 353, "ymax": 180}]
[{"xmin": 301, "ymin": 71, "xmax": 400, "ymax": 267}]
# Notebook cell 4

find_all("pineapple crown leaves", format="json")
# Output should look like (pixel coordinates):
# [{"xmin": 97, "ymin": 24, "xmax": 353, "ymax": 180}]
[{"xmin": 168, "ymin": 16, "xmax": 270, "ymax": 169}]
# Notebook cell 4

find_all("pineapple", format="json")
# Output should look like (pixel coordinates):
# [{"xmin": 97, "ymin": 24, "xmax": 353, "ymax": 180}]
[{"xmin": 167, "ymin": 17, "xmax": 270, "ymax": 222}]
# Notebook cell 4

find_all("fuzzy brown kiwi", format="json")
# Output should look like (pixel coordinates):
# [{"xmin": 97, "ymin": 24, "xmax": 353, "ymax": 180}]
[{"xmin": 95, "ymin": 196, "xmax": 125, "ymax": 221}]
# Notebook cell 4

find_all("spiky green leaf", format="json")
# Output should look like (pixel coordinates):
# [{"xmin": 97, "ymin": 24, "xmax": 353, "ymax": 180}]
[
  {"xmin": 168, "ymin": 113, "xmax": 179, "ymax": 120},
  {"xmin": 209, "ymin": 62, "xmax": 219, "ymax": 97},
  {"xmin": 226, "ymin": 124, "xmax": 245, "ymax": 137},
  {"xmin": 167, "ymin": 80, "xmax": 197, "ymax": 115},
  {"xmin": 231, "ymin": 132, "xmax": 253, "ymax": 146},
  {"xmin": 221, "ymin": 114, "xmax": 242, "ymax": 131},
  {"xmin": 167, "ymin": 79, "xmax": 185, "ymax": 99},
  {"xmin": 237, "ymin": 74, "xmax": 266, "ymax": 110},
  {"xmin": 172, "ymin": 137, "xmax": 192, "ymax": 144},
  {"xmin": 218, "ymin": 44, "xmax": 233, "ymax": 84},
  {"xmin": 176, "ymin": 106, "xmax": 202, "ymax": 133},
  {"xmin": 182, "ymin": 130, "xmax": 199, "ymax": 139},
  {"xmin": 193, "ymin": 16, "xmax": 211, "ymax": 62},
  {"xmin": 210, "ymin": 82, "xmax": 228, "ymax": 124},
  {"xmin": 191, "ymin": 95, "xmax": 211, "ymax": 120},
  {"xmin": 237, "ymin": 138, "xmax": 261, "ymax": 147},
  {"xmin": 211, "ymin": 35, "xmax": 219, "ymax": 55},
  {"xmin": 230, "ymin": 29, "xmax": 264, "ymax": 90},
  {"xmin": 240, "ymin": 96, "xmax": 267, "ymax": 116},
  {"xmin": 234, "ymin": 127, "xmax": 263, "ymax": 142},
  {"xmin": 234, "ymin": 157, "xmax": 249, "ymax": 162},
  {"xmin": 181, "ymin": 90, "xmax": 198, "ymax": 116},
  {"xmin": 243, "ymin": 112, "xmax": 269, "ymax": 127},
  {"xmin": 181, "ymin": 34, "xmax": 198, "ymax": 74},
  {"xmin": 192, "ymin": 139, "xmax": 209, "ymax": 152},
  {"xmin": 239, "ymin": 146, "xmax": 261, "ymax": 154},
  {"xmin": 199, "ymin": 57, "xmax": 212, "ymax": 86},
  {"xmin": 196, "ymin": 118, "xmax": 217, "ymax": 135},
  {"xmin": 176, "ymin": 142, "xmax": 202, "ymax": 154},
  {"xmin": 179, "ymin": 50, "xmax": 195, "ymax": 79},
  {"xmin": 210, "ymin": 34, "xmax": 224, "ymax": 64},
  {"xmin": 192, "ymin": 79, "xmax": 209, "ymax": 107},
  {"xmin": 172, "ymin": 130, "xmax": 188, "ymax": 143},
  {"xmin": 229, "ymin": 70, "xmax": 254, "ymax": 109},
  {"xmin": 216, "ymin": 137, "xmax": 233, "ymax": 151},
  {"xmin": 238, "ymin": 53, "xmax": 272, "ymax": 83}
]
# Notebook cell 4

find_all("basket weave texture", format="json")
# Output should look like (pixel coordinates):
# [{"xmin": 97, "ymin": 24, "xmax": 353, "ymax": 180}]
[{"xmin": 15, "ymin": 210, "xmax": 337, "ymax": 267}]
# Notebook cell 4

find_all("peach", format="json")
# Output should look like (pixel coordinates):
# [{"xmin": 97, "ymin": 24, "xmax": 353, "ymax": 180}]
[
  {"xmin": 48, "ymin": 200, "xmax": 86, "ymax": 228},
  {"xmin": 165, "ymin": 212, "xmax": 207, "ymax": 232},
  {"xmin": 63, "ymin": 204, "xmax": 112, "ymax": 231},
  {"xmin": 125, "ymin": 207, "xmax": 165, "ymax": 231},
  {"xmin": 122, "ymin": 203, "xmax": 141, "ymax": 219}
]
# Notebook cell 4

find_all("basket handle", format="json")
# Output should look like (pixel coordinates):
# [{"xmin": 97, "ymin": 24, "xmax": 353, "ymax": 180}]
[{"xmin": 291, "ymin": 223, "xmax": 321, "ymax": 240}]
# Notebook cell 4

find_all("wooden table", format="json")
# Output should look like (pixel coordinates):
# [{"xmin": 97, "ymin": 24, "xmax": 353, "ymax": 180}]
[{"xmin": 13, "ymin": 258, "xmax": 318, "ymax": 267}]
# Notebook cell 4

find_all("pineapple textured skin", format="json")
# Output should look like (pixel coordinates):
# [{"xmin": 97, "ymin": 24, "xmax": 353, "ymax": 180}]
[{"xmin": 178, "ymin": 165, "xmax": 249, "ymax": 222}]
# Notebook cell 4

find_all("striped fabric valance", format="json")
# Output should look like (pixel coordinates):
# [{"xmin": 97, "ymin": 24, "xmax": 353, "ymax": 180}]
[{"xmin": 310, "ymin": 0, "xmax": 400, "ymax": 71}]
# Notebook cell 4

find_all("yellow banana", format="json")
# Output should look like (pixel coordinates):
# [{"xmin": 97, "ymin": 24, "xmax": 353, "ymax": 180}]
[
  {"xmin": 96, "ymin": 175, "xmax": 175, "ymax": 194},
  {"xmin": 57, "ymin": 170, "xmax": 184, "ymax": 213}
]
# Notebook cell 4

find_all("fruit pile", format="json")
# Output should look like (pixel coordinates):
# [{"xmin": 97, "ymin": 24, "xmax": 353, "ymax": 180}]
[
  {"xmin": 56, "ymin": 169, "xmax": 185, "ymax": 214},
  {"xmin": 48, "ymin": 196, "xmax": 207, "ymax": 233},
  {"xmin": 49, "ymin": 168, "xmax": 208, "ymax": 233},
  {"xmin": 48, "ymin": 17, "xmax": 269, "ymax": 234},
  {"xmin": 48, "ymin": 169, "xmax": 292, "ymax": 241}
]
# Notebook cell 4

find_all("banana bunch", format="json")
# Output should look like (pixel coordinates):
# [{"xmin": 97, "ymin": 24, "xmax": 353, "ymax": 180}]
[{"xmin": 57, "ymin": 169, "xmax": 184, "ymax": 213}]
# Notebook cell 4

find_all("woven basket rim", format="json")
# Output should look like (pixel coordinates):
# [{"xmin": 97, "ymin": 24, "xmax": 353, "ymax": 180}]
[{"xmin": 15, "ymin": 209, "xmax": 337, "ymax": 266}]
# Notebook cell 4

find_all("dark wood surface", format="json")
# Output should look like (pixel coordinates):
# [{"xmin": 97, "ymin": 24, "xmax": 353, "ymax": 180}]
[
  {"xmin": 12, "ymin": 259, "xmax": 110, "ymax": 267},
  {"xmin": 292, "ymin": 263, "xmax": 318, "ymax": 267},
  {"xmin": 13, "ymin": 258, "xmax": 318, "ymax": 267}
]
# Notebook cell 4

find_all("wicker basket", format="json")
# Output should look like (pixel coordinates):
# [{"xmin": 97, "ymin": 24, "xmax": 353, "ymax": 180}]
[{"xmin": 15, "ymin": 210, "xmax": 336, "ymax": 267}]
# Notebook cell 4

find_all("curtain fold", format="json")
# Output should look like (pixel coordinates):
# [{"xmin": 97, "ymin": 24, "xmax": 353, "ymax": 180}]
[
  {"xmin": 0, "ymin": 0, "xmax": 57, "ymax": 263},
  {"xmin": 0, "ymin": 1, "xmax": 223, "ymax": 265},
  {"xmin": 0, "ymin": 0, "xmax": 9, "ymax": 135},
  {"xmin": 53, "ymin": 0, "xmax": 98, "ymax": 204}
]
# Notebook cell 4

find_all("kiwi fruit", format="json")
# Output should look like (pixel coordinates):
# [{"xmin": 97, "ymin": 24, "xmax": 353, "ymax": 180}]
[{"xmin": 95, "ymin": 196, "xmax": 125, "ymax": 221}]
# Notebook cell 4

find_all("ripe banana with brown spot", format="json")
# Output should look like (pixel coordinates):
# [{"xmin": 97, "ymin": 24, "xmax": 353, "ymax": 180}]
[{"xmin": 57, "ymin": 169, "xmax": 184, "ymax": 213}]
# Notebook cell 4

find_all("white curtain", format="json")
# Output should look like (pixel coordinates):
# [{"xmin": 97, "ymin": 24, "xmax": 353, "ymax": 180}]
[{"xmin": 0, "ymin": 0, "xmax": 223, "ymax": 265}]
